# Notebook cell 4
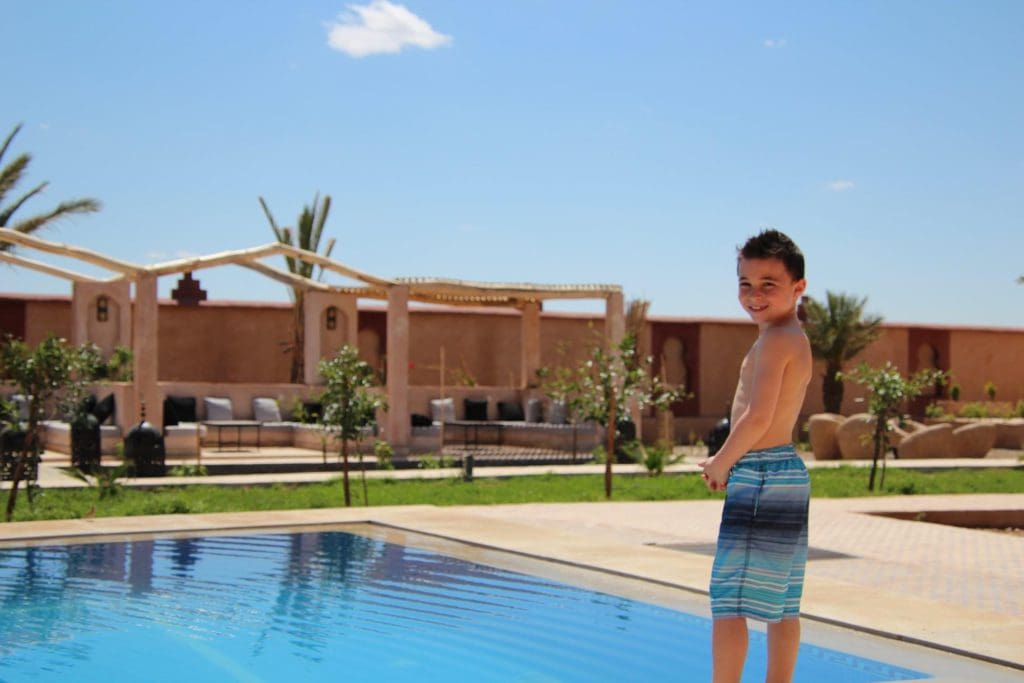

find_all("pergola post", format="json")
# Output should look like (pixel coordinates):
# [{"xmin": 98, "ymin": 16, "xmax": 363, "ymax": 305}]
[
  {"xmin": 605, "ymin": 291, "xmax": 625, "ymax": 349},
  {"xmin": 386, "ymin": 284, "xmax": 410, "ymax": 456},
  {"xmin": 132, "ymin": 273, "xmax": 162, "ymax": 431},
  {"xmin": 520, "ymin": 301, "xmax": 542, "ymax": 389},
  {"xmin": 303, "ymin": 290, "xmax": 322, "ymax": 385},
  {"xmin": 604, "ymin": 291, "xmax": 641, "ymax": 441}
]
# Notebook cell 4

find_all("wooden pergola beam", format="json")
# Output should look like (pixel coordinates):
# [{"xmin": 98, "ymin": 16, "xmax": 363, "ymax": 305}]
[
  {"xmin": 146, "ymin": 244, "xmax": 288, "ymax": 277},
  {"xmin": 0, "ymin": 251, "xmax": 103, "ymax": 283},
  {"xmin": 236, "ymin": 261, "xmax": 334, "ymax": 292},
  {"xmin": 1, "ymin": 228, "xmax": 623, "ymax": 307},
  {"xmin": 237, "ymin": 262, "xmax": 389, "ymax": 299},
  {"xmin": 146, "ymin": 242, "xmax": 397, "ymax": 288},
  {"xmin": 274, "ymin": 243, "xmax": 396, "ymax": 288},
  {"xmin": 399, "ymin": 276, "xmax": 621, "ymax": 298},
  {"xmin": 0, "ymin": 228, "xmax": 141, "ymax": 274}
]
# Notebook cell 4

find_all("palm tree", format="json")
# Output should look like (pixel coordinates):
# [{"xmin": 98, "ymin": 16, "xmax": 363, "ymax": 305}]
[
  {"xmin": 259, "ymin": 194, "xmax": 336, "ymax": 383},
  {"xmin": 1, "ymin": 123, "xmax": 100, "ymax": 250},
  {"xmin": 803, "ymin": 291, "xmax": 883, "ymax": 414}
]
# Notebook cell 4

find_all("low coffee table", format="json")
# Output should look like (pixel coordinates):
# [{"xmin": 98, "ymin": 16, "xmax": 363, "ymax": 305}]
[
  {"xmin": 444, "ymin": 420, "xmax": 505, "ymax": 448},
  {"xmin": 202, "ymin": 420, "xmax": 261, "ymax": 452}
]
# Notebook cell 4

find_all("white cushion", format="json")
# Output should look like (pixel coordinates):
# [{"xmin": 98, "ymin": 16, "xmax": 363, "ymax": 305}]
[
  {"xmin": 204, "ymin": 397, "xmax": 233, "ymax": 421},
  {"xmin": 252, "ymin": 397, "xmax": 282, "ymax": 422},
  {"xmin": 549, "ymin": 400, "xmax": 568, "ymax": 425},
  {"xmin": 429, "ymin": 398, "xmax": 455, "ymax": 424},
  {"xmin": 12, "ymin": 394, "xmax": 31, "ymax": 421}
]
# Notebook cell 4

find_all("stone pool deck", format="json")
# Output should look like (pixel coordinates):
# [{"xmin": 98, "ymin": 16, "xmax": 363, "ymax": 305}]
[
  {"xmin": 2, "ymin": 497, "xmax": 1022, "ymax": 678},
  {"xmin": 1, "ymin": 453, "xmax": 1022, "ymax": 680}
]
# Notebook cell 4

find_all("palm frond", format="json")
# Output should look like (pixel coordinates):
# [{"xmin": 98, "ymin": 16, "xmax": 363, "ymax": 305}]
[
  {"xmin": 318, "ymin": 237, "xmax": 337, "ymax": 281},
  {"xmin": 280, "ymin": 226, "xmax": 297, "ymax": 274},
  {"xmin": 259, "ymin": 196, "xmax": 286, "ymax": 242},
  {"xmin": 0, "ymin": 179, "xmax": 46, "ymax": 227},
  {"xmin": 626, "ymin": 298, "xmax": 649, "ymax": 338},
  {"xmin": 803, "ymin": 291, "xmax": 882, "ymax": 364},
  {"xmin": 0, "ymin": 153, "xmax": 31, "ymax": 204},
  {"xmin": 6, "ymin": 197, "xmax": 101, "ymax": 237},
  {"xmin": 311, "ymin": 194, "xmax": 331, "ymax": 249},
  {"xmin": 0, "ymin": 123, "xmax": 23, "ymax": 165}
]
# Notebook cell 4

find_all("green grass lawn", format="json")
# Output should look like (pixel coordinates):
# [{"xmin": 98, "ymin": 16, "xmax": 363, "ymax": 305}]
[{"xmin": 5, "ymin": 466, "xmax": 1023, "ymax": 523}]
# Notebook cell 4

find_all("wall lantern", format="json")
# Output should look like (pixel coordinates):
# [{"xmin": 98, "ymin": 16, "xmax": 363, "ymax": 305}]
[
  {"xmin": 325, "ymin": 306, "xmax": 338, "ymax": 331},
  {"xmin": 96, "ymin": 296, "xmax": 109, "ymax": 322}
]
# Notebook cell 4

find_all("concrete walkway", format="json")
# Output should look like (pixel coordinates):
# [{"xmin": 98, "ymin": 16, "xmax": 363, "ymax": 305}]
[{"xmin": 3, "ymin": 445, "xmax": 1020, "ymax": 490}]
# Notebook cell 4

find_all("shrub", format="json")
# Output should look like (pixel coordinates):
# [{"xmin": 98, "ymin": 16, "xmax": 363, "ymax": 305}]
[
  {"xmin": 950, "ymin": 383, "xmax": 961, "ymax": 401},
  {"xmin": 169, "ymin": 464, "xmax": 208, "ymax": 477},
  {"xmin": 417, "ymin": 453, "xmax": 454, "ymax": 469},
  {"xmin": 984, "ymin": 381, "xmax": 997, "ymax": 400},
  {"xmin": 924, "ymin": 403, "xmax": 946, "ymax": 419},
  {"xmin": 374, "ymin": 440, "xmax": 395, "ymax": 471},
  {"xmin": 958, "ymin": 402, "xmax": 990, "ymax": 418},
  {"xmin": 624, "ymin": 440, "xmax": 682, "ymax": 477}
]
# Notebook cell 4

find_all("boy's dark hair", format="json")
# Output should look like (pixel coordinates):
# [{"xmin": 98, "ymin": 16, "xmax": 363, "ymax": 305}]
[{"xmin": 738, "ymin": 229, "xmax": 805, "ymax": 281}]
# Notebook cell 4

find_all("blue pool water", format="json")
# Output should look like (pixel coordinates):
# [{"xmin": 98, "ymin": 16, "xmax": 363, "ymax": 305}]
[{"xmin": 0, "ymin": 530, "xmax": 928, "ymax": 682}]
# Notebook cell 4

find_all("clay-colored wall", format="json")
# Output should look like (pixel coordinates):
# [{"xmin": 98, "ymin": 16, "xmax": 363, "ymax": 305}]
[
  {"xmin": 698, "ymin": 321, "xmax": 758, "ymax": 417},
  {"xmin": 407, "ymin": 309, "xmax": 523, "ymax": 387},
  {"xmin": 821, "ymin": 326, "xmax": 911, "ymax": 416},
  {"xmin": 8, "ymin": 294, "xmax": 1024, "ymax": 428},
  {"xmin": 695, "ymin": 323, "xmax": 913, "ymax": 422},
  {"xmin": 539, "ymin": 314, "xmax": 604, "ymax": 378},
  {"xmin": 949, "ymin": 329, "xmax": 1024, "ymax": 402},
  {"xmin": 24, "ymin": 300, "xmax": 71, "ymax": 345},
  {"xmin": 158, "ymin": 303, "xmax": 293, "ymax": 383}
]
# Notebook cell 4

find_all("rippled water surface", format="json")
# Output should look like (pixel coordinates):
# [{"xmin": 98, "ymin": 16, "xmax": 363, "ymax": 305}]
[{"xmin": 0, "ymin": 530, "xmax": 928, "ymax": 682}]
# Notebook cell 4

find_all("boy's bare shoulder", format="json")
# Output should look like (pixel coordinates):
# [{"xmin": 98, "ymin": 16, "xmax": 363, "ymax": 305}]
[{"xmin": 758, "ymin": 323, "xmax": 811, "ymax": 359}]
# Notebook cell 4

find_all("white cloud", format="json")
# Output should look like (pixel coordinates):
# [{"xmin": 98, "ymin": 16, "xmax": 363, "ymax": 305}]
[
  {"xmin": 326, "ymin": 1, "xmax": 452, "ymax": 58},
  {"xmin": 827, "ymin": 180, "xmax": 855, "ymax": 192},
  {"xmin": 763, "ymin": 38, "xmax": 787, "ymax": 48}
]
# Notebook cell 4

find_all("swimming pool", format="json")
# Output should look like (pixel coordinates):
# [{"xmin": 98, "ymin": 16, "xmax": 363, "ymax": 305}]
[{"xmin": 0, "ymin": 527, "xmax": 928, "ymax": 682}]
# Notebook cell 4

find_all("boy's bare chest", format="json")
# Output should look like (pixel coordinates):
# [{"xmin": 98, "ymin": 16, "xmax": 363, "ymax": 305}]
[{"xmin": 732, "ymin": 345, "xmax": 759, "ymax": 418}]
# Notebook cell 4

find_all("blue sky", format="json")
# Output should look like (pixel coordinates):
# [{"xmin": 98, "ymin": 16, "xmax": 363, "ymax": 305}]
[{"xmin": 2, "ymin": 1, "xmax": 1022, "ymax": 326}]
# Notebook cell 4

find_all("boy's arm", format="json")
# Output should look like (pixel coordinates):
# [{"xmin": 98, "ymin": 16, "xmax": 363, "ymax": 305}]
[{"xmin": 701, "ymin": 332, "xmax": 794, "ymax": 486}]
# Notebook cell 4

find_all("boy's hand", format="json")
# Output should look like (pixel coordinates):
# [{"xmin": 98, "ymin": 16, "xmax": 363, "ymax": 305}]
[{"xmin": 698, "ymin": 456, "xmax": 730, "ymax": 491}]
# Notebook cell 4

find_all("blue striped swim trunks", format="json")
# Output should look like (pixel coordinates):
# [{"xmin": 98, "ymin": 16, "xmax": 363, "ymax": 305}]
[{"xmin": 710, "ymin": 444, "xmax": 810, "ymax": 623}]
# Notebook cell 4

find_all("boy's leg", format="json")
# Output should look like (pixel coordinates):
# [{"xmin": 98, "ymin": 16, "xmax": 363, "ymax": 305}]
[
  {"xmin": 765, "ymin": 617, "xmax": 801, "ymax": 683},
  {"xmin": 712, "ymin": 616, "xmax": 747, "ymax": 683}
]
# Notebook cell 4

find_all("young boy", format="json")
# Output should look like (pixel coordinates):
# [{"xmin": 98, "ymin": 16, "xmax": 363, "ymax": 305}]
[{"xmin": 699, "ymin": 229, "xmax": 812, "ymax": 683}]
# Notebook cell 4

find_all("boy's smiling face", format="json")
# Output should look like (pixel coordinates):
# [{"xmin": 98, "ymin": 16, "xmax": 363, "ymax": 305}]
[{"xmin": 737, "ymin": 256, "xmax": 806, "ymax": 326}]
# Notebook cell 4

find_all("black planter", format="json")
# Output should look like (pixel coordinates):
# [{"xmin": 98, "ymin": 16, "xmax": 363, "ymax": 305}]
[
  {"xmin": 125, "ymin": 419, "xmax": 165, "ymax": 477},
  {"xmin": 706, "ymin": 417, "xmax": 731, "ymax": 456},
  {"xmin": 1, "ymin": 428, "xmax": 40, "ymax": 481},
  {"xmin": 71, "ymin": 414, "xmax": 102, "ymax": 473},
  {"xmin": 614, "ymin": 419, "xmax": 637, "ymax": 463}
]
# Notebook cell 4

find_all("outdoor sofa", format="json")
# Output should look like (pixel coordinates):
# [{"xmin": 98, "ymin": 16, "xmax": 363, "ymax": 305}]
[
  {"xmin": 39, "ymin": 393, "xmax": 121, "ymax": 456},
  {"xmin": 411, "ymin": 397, "xmax": 601, "ymax": 453}
]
